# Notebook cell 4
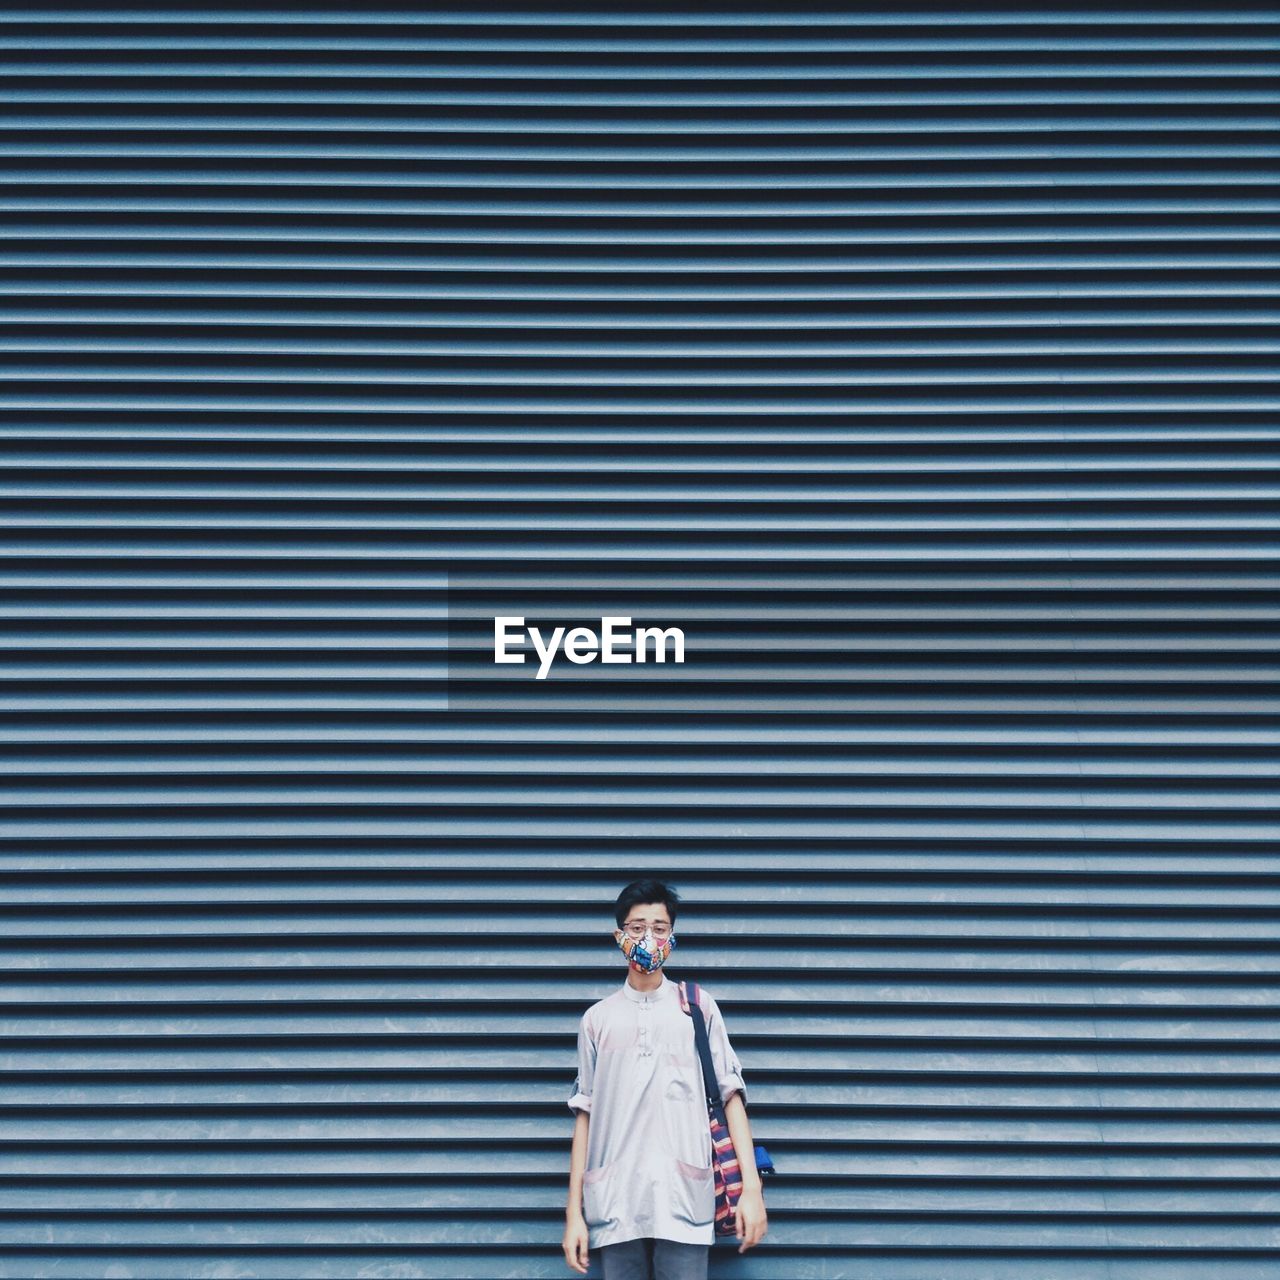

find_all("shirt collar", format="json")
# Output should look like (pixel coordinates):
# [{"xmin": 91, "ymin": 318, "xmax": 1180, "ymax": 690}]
[{"xmin": 621, "ymin": 971, "xmax": 673, "ymax": 1004}]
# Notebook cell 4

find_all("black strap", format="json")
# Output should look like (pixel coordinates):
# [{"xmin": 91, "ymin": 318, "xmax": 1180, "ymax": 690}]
[{"xmin": 683, "ymin": 980, "xmax": 728, "ymax": 1123}]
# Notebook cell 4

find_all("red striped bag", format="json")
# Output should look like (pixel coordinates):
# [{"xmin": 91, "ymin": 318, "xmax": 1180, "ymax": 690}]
[{"xmin": 677, "ymin": 979, "xmax": 774, "ymax": 1236}]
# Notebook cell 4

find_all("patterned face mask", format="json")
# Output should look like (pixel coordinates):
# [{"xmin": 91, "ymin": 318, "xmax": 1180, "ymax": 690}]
[{"xmin": 615, "ymin": 927, "xmax": 677, "ymax": 973}]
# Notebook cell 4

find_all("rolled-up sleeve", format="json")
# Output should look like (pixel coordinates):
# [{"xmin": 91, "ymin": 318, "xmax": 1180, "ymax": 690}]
[
  {"xmin": 704, "ymin": 993, "xmax": 747, "ymax": 1107},
  {"xmin": 567, "ymin": 1012, "xmax": 595, "ymax": 1115}
]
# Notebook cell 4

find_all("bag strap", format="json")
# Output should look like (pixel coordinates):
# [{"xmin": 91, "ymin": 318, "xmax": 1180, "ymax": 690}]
[{"xmin": 679, "ymin": 979, "xmax": 726, "ymax": 1121}]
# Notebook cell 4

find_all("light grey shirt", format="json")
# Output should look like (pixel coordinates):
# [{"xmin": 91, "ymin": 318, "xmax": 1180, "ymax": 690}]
[{"xmin": 568, "ymin": 970, "xmax": 748, "ymax": 1248}]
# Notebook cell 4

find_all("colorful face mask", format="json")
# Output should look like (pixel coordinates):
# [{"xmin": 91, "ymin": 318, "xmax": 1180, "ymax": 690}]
[{"xmin": 615, "ymin": 927, "xmax": 676, "ymax": 973}]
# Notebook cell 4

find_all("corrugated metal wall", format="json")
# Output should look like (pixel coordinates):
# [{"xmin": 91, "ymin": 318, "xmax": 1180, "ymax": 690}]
[{"xmin": 2, "ymin": 5, "xmax": 1277, "ymax": 1278}]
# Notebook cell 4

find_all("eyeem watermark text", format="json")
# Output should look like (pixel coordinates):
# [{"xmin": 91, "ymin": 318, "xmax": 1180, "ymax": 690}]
[{"xmin": 493, "ymin": 616, "xmax": 686, "ymax": 680}]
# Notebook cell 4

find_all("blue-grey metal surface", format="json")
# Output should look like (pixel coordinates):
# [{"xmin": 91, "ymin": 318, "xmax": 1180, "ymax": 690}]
[{"xmin": 1, "ymin": 5, "xmax": 1278, "ymax": 1278}]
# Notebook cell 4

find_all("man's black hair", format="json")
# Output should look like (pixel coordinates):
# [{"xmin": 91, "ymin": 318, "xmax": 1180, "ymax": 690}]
[{"xmin": 614, "ymin": 879, "xmax": 681, "ymax": 929}]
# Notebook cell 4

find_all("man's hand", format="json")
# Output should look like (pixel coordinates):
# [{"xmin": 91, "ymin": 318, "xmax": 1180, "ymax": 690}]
[
  {"xmin": 734, "ymin": 1185, "xmax": 768, "ymax": 1252},
  {"xmin": 562, "ymin": 1210, "xmax": 590, "ymax": 1274}
]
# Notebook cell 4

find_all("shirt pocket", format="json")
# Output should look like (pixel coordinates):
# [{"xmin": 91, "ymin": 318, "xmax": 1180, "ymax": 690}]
[
  {"xmin": 582, "ymin": 1156, "xmax": 623, "ymax": 1231},
  {"xmin": 672, "ymin": 1157, "xmax": 716, "ymax": 1228},
  {"xmin": 663, "ymin": 1049, "xmax": 699, "ymax": 1103}
]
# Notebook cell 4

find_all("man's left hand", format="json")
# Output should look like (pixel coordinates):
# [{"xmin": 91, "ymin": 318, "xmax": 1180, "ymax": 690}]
[{"xmin": 733, "ymin": 1186, "xmax": 768, "ymax": 1252}]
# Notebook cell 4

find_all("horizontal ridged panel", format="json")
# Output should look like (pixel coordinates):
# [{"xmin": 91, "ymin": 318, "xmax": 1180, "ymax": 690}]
[{"xmin": 1, "ymin": 5, "xmax": 1277, "ymax": 1279}]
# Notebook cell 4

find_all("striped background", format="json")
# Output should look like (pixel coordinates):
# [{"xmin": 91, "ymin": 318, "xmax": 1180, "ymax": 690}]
[{"xmin": 1, "ymin": 6, "xmax": 1278, "ymax": 1278}]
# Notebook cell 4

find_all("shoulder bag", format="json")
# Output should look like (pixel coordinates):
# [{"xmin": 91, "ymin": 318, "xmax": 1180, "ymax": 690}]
[{"xmin": 677, "ymin": 978, "xmax": 776, "ymax": 1237}]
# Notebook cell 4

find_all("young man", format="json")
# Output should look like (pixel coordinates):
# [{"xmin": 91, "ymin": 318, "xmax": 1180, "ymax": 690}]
[{"xmin": 562, "ymin": 879, "xmax": 768, "ymax": 1279}]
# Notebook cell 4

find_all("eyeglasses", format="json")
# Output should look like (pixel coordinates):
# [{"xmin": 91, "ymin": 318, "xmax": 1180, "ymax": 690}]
[{"xmin": 621, "ymin": 920, "xmax": 672, "ymax": 939}]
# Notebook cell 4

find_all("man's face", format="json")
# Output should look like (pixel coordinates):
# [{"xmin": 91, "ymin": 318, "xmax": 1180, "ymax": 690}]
[{"xmin": 616, "ymin": 902, "xmax": 674, "ymax": 971}]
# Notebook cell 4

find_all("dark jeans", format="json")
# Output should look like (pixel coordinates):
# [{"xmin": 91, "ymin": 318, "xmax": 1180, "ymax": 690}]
[{"xmin": 600, "ymin": 1236, "xmax": 710, "ymax": 1280}]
